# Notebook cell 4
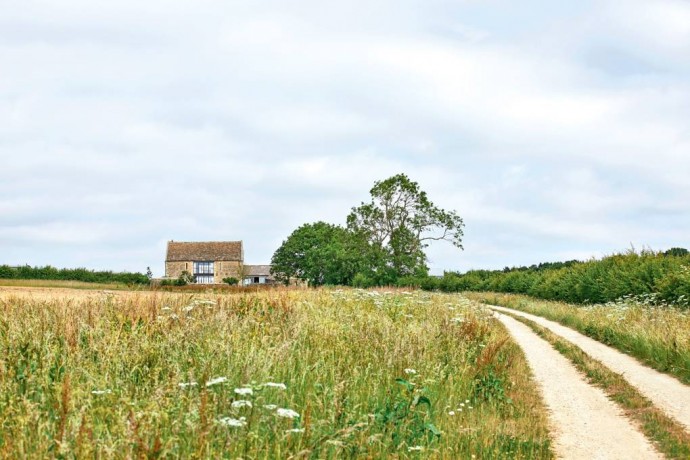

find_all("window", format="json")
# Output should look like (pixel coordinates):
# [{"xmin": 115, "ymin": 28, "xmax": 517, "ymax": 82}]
[
  {"xmin": 193, "ymin": 261, "xmax": 214, "ymax": 284},
  {"xmin": 196, "ymin": 275, "xmax": 214, "ymax": 284},
  {"xmin": 254, "ymin": 277, "xmax": 260, "ymax": 284},
  {"xmin": 193, "ymin": 261, "xmax": 214, "ymax": 275}
]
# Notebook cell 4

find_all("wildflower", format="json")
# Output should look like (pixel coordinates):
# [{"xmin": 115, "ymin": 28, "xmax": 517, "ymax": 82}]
[
  {"xmin": 448, "ymin": 411, "xmax": 455, "ymax": 416},
  {"xmin": 170, "ymin": 314, "xmax": 179, "ymax": 320},
  {"xmin": 408, "ymin": 446, "xmax": 424, "ymax": 452},
  {"xmin": 404, "ymin": 368, "xmax": 417, "ymax": 375},
  {"xmin": 465, "ymin": 399, "xmax": 470, "ymax": 403},
  {"xmin": 91, "ymin": 389, "xmax": 111, "ymax": 395},
  {"xmin": 263, "ymin": 404, "xmax": 278, "ymax": 410},
  {"xmin": 217, "ymin": 416, "xmax": 246, "ymax": 427},
  {"xmin": 285, "ymin": 428, "xmax": 305, "ymax": 433},
  {"xmin": 276, "ymin": 408, "xmax": 300, "ymax": 419},
  {"xmin": 178, "ymin": 382, "xmax": 198, "ymax": 389},
  {"xmin": 183, "ymin": 305, "xmax": 194, "ymax": 313},
  {"xmin": 232, "ymin": 400, "xmax": 252, "ymax": 408},
  {"xmin": 234, "ymin": 387, "xmax": 253, "ymax": 396},
  {"xmin": 263, "ymin": 382, "xmax": 287, "ymax": 390},
  {"xmin": 206, "ymin": 377, "xmax": 227, "ymax": 387}
]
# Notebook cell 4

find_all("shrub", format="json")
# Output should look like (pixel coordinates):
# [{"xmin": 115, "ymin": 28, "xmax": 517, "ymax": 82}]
[{"xmin": 420, "ymin": 249, "xmax": 690, "ymax": 307}]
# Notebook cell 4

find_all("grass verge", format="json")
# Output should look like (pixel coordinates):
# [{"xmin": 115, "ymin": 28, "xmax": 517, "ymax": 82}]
[{"xmin": 500, "ymin": 311, "xmax": 690, "ymax": 459}]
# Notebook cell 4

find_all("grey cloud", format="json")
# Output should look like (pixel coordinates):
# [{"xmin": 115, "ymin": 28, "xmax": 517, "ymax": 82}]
[{"xmin": 1, "ymin": 0, "xmax": 688, "ymax": 275}]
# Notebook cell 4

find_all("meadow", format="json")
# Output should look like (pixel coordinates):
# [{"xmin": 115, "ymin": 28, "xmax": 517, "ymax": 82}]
[
  {"xmin": 466, "ymin": 292, "xmax": 690, "ymax": 385},
  {"xmin": 0, "ymin": 287, "xmax": 551, "ymax": 459}
]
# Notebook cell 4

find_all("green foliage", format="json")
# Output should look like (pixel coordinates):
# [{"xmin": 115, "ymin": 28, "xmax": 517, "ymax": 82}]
[
  {"xmin": 347, "ymin": 173, "xmax": 464, "ymax": 283},
  {"xmin": 222, "ymin": 277, "xmax": 239, "ymax": 286},
  {"xmin": 410, "ymin": 249, "xmax": 690, "ymax": 307},
  {"xmin": 271, "ymin": 174, "xmax": 465, "ymax": 287},
  {"xmin": 372, "ymin": 376, "xmax": 440, "ymax": 449},
  {"xmin": 178, "ymin": 270, "xmax": 194, "ymax": 286},
  {"xmin": 270, "ymin": 221, "xmax": 365, "ymax": 286},
  {"xmin": 0, "ymin": 264, "xmax": 149, "ymax": 285}
]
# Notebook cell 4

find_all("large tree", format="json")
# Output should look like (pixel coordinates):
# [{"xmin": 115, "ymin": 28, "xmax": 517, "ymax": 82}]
[
  {"xmin": 347, "ymin": 174, "xmax": 464, "ymax": 281},
  {"xmin": 270, "ymin": 222, "xmax": 363, "ymax": 286}
]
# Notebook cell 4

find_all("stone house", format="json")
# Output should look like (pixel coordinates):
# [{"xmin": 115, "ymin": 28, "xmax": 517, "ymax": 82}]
[{"xmin": 165, "ymin": 240, "xmax": 245, "ymax": 284}]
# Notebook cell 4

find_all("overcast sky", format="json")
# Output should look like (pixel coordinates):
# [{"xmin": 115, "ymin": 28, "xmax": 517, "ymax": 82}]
[{"xmin": 1, "ymin": 0, "xmax": 689, "ymax": 276}]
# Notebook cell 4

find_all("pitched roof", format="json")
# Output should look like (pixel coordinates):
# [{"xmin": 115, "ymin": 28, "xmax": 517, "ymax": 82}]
[
  {"xmin": 166, "ymin": 241, "xmax": 243, "ymax": 262},
  {"xmin": 245, "ymin": 265, "xmax": 272, "ymax": 276}
]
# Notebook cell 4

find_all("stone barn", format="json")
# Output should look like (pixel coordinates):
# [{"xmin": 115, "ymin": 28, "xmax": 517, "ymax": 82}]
[{"xmin": 165, "ymin": 240, "xmax": 244, "ymax": 284}]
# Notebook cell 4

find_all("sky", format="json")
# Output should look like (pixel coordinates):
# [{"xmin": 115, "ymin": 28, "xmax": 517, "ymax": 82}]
[{"xmin": 1, "ymin": 0, "xmax": 689, "ymax": 276}]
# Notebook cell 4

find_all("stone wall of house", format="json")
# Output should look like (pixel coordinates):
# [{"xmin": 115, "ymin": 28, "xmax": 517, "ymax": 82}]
[
  {"xmin": 165, "ymin": 261, "xmax": 190, "ymax": 279},
  {"xmin": 165, "ymin": 260, "xmax": 242, "ymax": 284},
  {"xmin": 214, "ymin": 261, "xmax": 241, "ymax": 284}
]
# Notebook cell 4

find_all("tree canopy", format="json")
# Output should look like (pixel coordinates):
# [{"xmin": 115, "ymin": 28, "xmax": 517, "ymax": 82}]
[
  {"xmin": 270, "ymin": 222, "xmax": 362, "ymax": 286},
  {"xmin": 347, "ymin": 174, "xmax": 464, "ymax": 283},
  {"xmin": 271, "ymin": 174, "xmax": 464, "ymax": 286}
]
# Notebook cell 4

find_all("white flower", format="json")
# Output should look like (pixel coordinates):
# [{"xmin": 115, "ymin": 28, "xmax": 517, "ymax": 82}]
[
  {"xmin": 217, "ymin": 416, "xmax": 246, "ymax": 427},
  {"xmin": 232, "ymin": 400, "xmax": 252, "ymax": 408},
  {"xmin": 408, "ymin": 446, "xmax": 424, "ymax": 452},
  {"xmin": 448, "ymin": 411, "xmax": 455, "ymax": 416},
  {"xmin": 178, "ymin": 382, "xmax": 198, "ymax": 389},
  {"xmin": 183, "ymin": 305, "xmax": 194, "ymax": 313},
  {"xmin": 285, "ymin": 428, "xmax": 305, "ymax": 433},
  {"xmin": 170, "ymin": 314, "xmax": 179, "ymax": 320},
  {"xmin": 234, "ymin": 387, "xmax": 253, "ymax": 396},
  {"xmin": 404, "ymin": 368, "xmax": 417, "ymax": 375},
  {"xmin": 451, "ymin": 316, "xmax": 465, "ymax": 323},
  {"xmin": 91, "ymin": 389, "xmax": 111, "ymax": 395},
  {"xmin": 263, "ymin": 382, "xmax": 287, "ymax": 390},
  {"xmin": 263, "ymin": 404, "xmax": 278, "ymax": 410},
  {"xmin": 465, "ymin": 399, "xmax": 470, "ymax": 403},
  {"xmin": 276, "ymin": 408, "xmax": 300, "ymax": 419},
  {"xmin": 206, "ymin": 377, "xmax": 227, "ymax": 387}
]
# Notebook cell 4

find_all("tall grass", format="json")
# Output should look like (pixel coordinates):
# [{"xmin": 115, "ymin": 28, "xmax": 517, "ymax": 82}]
[
  {"xmin": 0, "ymin": 288, "xmax": 551, "ymax": 458},
  {"xmin": 467, "ymin": 292, "xmax": 690, "ymax": 384}
]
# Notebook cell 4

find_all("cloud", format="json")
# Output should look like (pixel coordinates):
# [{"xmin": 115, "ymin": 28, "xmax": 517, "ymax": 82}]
[{"xmin": 0, "ymin": 0, "xmax": 688, "ymax": 275}]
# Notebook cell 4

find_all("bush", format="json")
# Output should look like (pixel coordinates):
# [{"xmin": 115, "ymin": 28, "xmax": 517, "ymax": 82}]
[
  {"xmin": 223, "ymin": 277, "xmax": 239, "ymax": 286},
  {"xmin": 419, "ymin": 249, "xmax": 690, "ymax": 307},
  {"xmin": 0, "ymin": 264, "xmax": 149, "ymax": 285}
]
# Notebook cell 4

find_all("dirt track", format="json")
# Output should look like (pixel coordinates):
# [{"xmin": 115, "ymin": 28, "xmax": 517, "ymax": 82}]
[
  {"xmin": 494, "ymin": 312, "xmax": 660, "ymax": 459},
  {"xmin": 491, "ymin": 305, "xmax": 690, "ymax": 432}
]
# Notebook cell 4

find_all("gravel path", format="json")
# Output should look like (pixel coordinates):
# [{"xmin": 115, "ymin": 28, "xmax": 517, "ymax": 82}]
[
  {"xmin": 490, "ymin": 305, "xmax": 690, "ymax": 432},
  {"xmin": 494, "ymin": 312, "xmax": 660, "ymax": 459}
]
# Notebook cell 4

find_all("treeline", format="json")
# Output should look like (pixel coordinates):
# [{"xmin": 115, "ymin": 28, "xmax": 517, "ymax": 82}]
[
  {"xmin": 0, "ymin": 265, "xmax": 149, "ymax": 285},
  {"xmin": 403, "ymin": 248, "xmax": 690, "ymax": 306}
]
